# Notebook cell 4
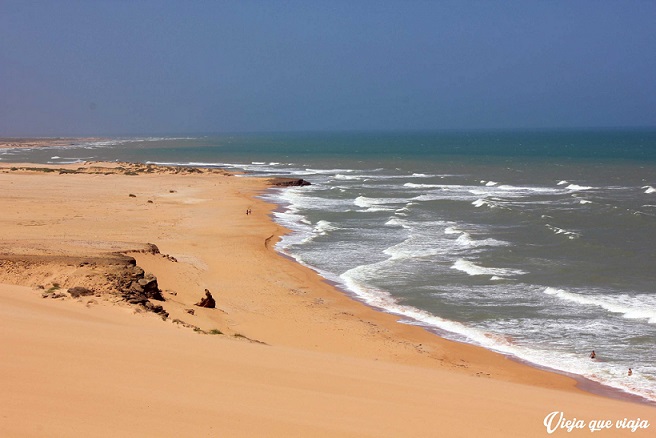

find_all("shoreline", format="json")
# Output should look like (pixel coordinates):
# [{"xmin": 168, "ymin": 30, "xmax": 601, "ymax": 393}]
[
  {"xmin": 1, "ymin": 161, "xmax": 654, "ymax": 436},
  {"xmin": 265, "ymin": 186, "xmax": 654, "ymax": 406},
  {"xmin": 275, "ymin": 237, "xmax": 656, "ymax": 407}
]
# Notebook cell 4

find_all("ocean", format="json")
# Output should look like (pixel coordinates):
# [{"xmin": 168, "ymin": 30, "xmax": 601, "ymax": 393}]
[{"xmin": 3, "ymin": 129, "xmax": 656, "ymax": 402}]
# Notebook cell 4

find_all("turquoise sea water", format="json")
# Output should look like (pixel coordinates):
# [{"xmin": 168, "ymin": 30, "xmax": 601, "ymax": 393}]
[{"xmin": 3, "ymin": 129, "xmax": 656, "ymax": 401}]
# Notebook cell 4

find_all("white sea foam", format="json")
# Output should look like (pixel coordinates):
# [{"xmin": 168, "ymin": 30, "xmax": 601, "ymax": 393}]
[
  {"xmin": 485, "ymin": 181, "xmax": 498, "ymax": 186},
  {"xmin": 313, "ymin": 220, "xmax": 338, "ymax": 235},
  {"xmin": 454, "ymin": 233, "xmax": 509, "ymax": 248},
  {"xmin": 383, "ymin": 239, "xmax": 442, "ymax": 261},
  {"xmin": 545, "ymin": 224, "xmax": 581, "ymax": 239},
  {"xmin": 451, "ymin": 259, "xmax": 525, "ymax": 278},
  {"xmin": 291, "ymin": 220, "xmax": 340, "ymax": 245},
  {"xmin": 394, "ymin": 202, "xmax": 414, "ymax": 215},
  {"xmin": 354, "ymin": 196, "xmax": 410, "ymax": 212},
  {"xmin": 403, "ymin": 182, "xmax": 442, "ymax": 189},
  {"xmin": 272, "ymin": 210, "xmax": 314, "ymax": 248},
  {"xmin": 304, "ymin": 168, "xmax": 357, "ymax": 176},
  {"xmin": 471, "ymin": 184, "xmax": 560, "ymax": 196},
  {"xmin": 410, "ymin": 182, "xmax": 565, "ymax": 208},
  {"xmin": 472, "ymin": 198, "xmax": 496, "ymax": 208},
  {"xmin": 566, "ymin": 184, "xmax": 593, "ymax": 191},
  {"xmin": 558, "ymin": 180, "xmax": 569, "ymax": 186},
  {"xmin": 543, "ymin": 288, "xmax": 656, "ymax": 324},
  {"xmin": 384, "ymin": 218, "xmax": 411, "ymax": 228},
  {"xmin": 411, "ymin": 185, "xmax": 475, "ymax": 202},
  {"xmin": 496, "ymin": 185, "xmax": 559, "ymax": 193},
  {"xmin": 359, "ymin": 206, "xmax": 396, "ymax": 212},
  {"xmin": 643, "ymin": 186, "xmax": 656, "ymax": 194},
  {"xmin": 334, "ymin": 174, "xmax": 364, "ymax": 180},
  {"xmin": 468, "ymin": 189, "xmax": 487, "ymax": 196},
  {"xmin": 148, "ymin": 160, "xmax": 230, "ymax": 168},
  {"xmin": 354, "ymin": 196, "xmax": 376, "ymax": 208},
  {"xmin": 455, "ymin": 233, "xmax": 475, "ymax": 246},
  {"xmin": 275, "ymin": 189, "xmax": 352, "ymax": 212}
]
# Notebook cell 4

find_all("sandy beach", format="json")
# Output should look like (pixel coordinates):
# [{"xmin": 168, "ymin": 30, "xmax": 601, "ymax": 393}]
[{"xmin": 1, "ymin": 161, "xmax": 653, "ymax": 437}]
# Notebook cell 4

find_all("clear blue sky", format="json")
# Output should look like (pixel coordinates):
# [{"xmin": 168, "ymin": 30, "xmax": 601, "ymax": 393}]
[{"xmin": 1, "ymin": 0, "xmax": 655, "ymax": 136}]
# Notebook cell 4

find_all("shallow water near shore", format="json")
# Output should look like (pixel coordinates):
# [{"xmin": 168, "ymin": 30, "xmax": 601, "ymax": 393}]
[{"xmin": 3, "ymin": 129, "xmax": 656, "ymax": 402}]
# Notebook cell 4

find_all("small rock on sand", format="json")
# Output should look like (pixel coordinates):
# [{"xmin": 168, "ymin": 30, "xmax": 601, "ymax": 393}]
[
  {"xmin": 68, "ymin": 286, "xmax": 94, "ymax": 298},
  {"xmin": 195, "ymin": 289, "xmax": 216, "ymax": 308}
]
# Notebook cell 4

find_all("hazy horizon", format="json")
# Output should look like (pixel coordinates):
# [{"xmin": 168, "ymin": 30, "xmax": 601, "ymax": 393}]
[{"xmin": 4, "ymin": 125, "xmax": 656, "ymax": 140}]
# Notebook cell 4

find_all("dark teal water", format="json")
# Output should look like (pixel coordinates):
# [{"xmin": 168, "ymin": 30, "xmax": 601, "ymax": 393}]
[
  {"xmin": 5, "ymin": 129, "xmax": 656, "ymax": 163},
  {"xmin": 3, "ymin": 129, "xmax": 656, "ymax": 401}
]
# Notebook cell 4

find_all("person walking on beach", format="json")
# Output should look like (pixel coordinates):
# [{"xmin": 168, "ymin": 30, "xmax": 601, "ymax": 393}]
[{"xmin": 590, "ymin": 350, "xmax": 596, "ymax": 359}]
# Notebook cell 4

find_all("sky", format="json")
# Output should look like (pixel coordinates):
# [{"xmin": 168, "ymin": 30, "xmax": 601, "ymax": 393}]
[{"xmin": 1, "ymin": 0, "xmax": 655, "ymax": 136}]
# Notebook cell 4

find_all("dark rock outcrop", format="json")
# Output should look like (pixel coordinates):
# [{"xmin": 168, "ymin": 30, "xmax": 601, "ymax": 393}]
[
  {"xmin": 144, "ymin": 301, "xmax": 168, "ymax": 317},
  {"xmin": 68, "ymin": 286, "xmax": 94, "ymax": 298},
  {"xmin": 143, "ymin": 243, "xmax": 160, "ymax": 254},
  {"xmin": 138, "ymin": 273, "xmax": 164, "ymax": 300},
  {"xmin": 270, "ymin": 178, "xmax": 311, "ymax": 187},
  {"xmin": 117, "ymin": 264, "xmax": 165, "ymax": 304},
  {"xmin": 195, "ymin": 289, "xmax": 216, "ymax": 308},
  {"xmin": 42, "ymin": 291, "xmax": 67, "ymax": 299}
]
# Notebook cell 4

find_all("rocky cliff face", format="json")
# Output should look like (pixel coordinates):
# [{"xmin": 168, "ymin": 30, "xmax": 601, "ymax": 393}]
[{"xmin": 0, "ymin": 246, "xmax": 169, "ymax": 318}]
